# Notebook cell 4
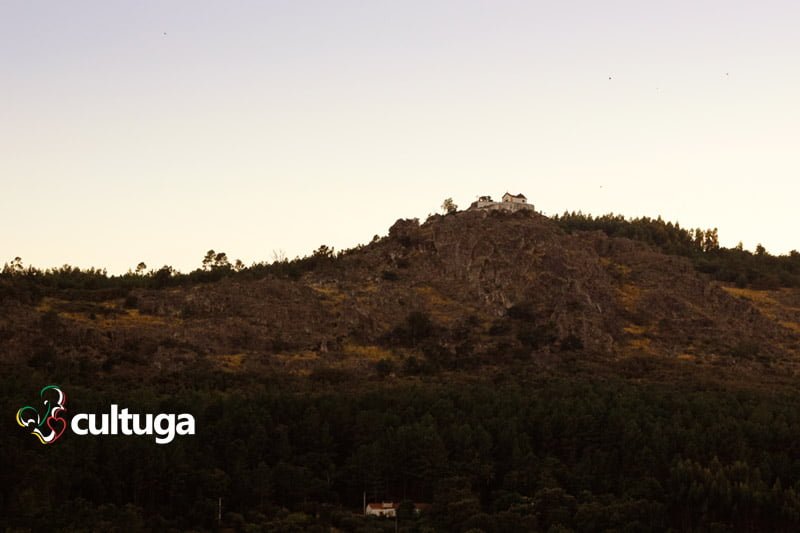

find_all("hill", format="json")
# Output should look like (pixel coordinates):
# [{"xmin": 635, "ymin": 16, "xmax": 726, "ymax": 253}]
[
  {"xmin": 4, "ymin": 208, "xmax": 800, "ymax": 531},
  {"xmin": 2, "ymin": 208, "xmax": 799, "ymax": 385}
]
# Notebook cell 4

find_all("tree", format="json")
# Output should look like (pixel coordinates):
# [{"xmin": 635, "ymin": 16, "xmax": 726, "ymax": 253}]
[
  {"xmin": 702, "ymin": 228, "xmax": 719, "ymax": 252},
  {"xmin": 272, "ymin": 249, "xmax": 287, "ymax": 263},
  {"xmin": 3, "ymin": 256, "xmax": 24, "ymax": 275},
  {"xmin": 313, "ymin": 245, "xmax": 334, "ymax": 258},
  {"xmin": 441, "ymin": 198, "xmax": 458, "ymax": 214},
  {"xmin": 693, "ymin": 228, "xmax": 704, "ymax": 249},
  {"xmin": 214, "ymin": 252, "xmax": 230, "ymax": 269},
  {"xmin": 375, "ymin": 358, "xmax": 394, "ymax": 378},
  {"xmin": 202, "ymin": 250, "xmax": 216, "ymax": 270},
  {"xmin": 406, "ymin": 311, "xmax": 434, "ymax": 346},
  {"xmin": 135, "ymin": 262, "xmax": 147, "ymax": 275},
  {"xmin": 202, "ymin": 250, "xmax": 231, "ymax": 270},
  {"xmin": 152, "ymin": 265, "xmax": 175, "ymax": 287}
]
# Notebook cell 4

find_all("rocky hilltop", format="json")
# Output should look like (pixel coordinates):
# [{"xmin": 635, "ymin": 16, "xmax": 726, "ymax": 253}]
[{"xmin": 2, "ymin": 209, "xmax": 798, "ymax": 383}]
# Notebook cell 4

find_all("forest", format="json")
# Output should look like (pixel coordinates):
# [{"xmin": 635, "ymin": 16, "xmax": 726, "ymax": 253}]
[
  {"xmin": 4, "ymin": 366, "xmax": 800, "ymax": 532},
  {"xmin": 552, "ymin": 212, "xmax": 800, "ymax": 289}
]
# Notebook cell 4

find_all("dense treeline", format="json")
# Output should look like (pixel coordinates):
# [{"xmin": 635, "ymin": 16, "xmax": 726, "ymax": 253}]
[
  {"xmin": 3, "ymin": 212, "xmax": 800, "ymax": 295},
  {"xmin": 553, "ymin": 212, "xmax": 800, "ymax": 289},
  {"xmin": 4, "ymin": 371, "xmax": 800, "ymax": 531},
  {"xmin": 0, "ymin": 245, "xmax": 342, "ymax": 301}
]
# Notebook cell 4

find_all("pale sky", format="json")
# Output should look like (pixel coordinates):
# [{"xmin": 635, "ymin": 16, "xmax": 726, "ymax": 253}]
[{"xmin": 2, "ymin": 1, "xmax": 799, "ymax": 273}]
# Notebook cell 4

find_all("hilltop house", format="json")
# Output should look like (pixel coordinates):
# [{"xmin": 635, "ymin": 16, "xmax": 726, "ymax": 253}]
[
  {"xmin": 469, "ymin": 192, "xmax": 535, "ymax": 212},
  {"xmin": 502, "ymin": 192, "xmax": 527, "ymax": 204}
]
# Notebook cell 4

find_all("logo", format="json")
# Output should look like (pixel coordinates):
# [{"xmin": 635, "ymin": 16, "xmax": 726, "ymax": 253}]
[
  {"xmin": 16, "ymin": 385, "xmax": 195, "ymax": 445},
  {"xmin": 16, "ymin": 384, "xmax": 68, "ymax": 445}
]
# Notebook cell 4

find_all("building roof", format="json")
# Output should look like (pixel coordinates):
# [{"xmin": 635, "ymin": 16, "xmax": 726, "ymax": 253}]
[
  {"xmin": 503, "ymin": 192, "xmax": 527, "ymax": 200},
  {"xmin": 366, "ymin": 502, "xmax": 397, "ymax": 510},
  {"xmin": 366, "ymin": 502, "xmax": 430, "ymax": 511}
]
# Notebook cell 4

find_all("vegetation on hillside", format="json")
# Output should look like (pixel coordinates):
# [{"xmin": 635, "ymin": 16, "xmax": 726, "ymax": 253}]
[
  {"xmin": 5, "ymin": 211, "xmax": 798, "ymax": 299},
  {"xmin": 0, "ymin": 244, "xmax": 343, "ymax": 300},
  {"xmin": 553, "ymin": 212, "xmax": 800, "ymax": 289},
  {"xmin": 3, "ymin": 212, "xmax": 799, "ymax": 297}
]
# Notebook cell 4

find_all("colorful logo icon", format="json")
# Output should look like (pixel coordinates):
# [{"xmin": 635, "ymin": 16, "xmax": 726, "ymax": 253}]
[{"xmin": 16, "ymin": 385, "xmax": 68, "ymax": 445}]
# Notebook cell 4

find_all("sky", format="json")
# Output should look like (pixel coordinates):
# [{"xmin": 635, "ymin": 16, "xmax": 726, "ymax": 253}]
[{"xmin": 2, "ymin": 1, "xmax": 799, "ymax": 274}]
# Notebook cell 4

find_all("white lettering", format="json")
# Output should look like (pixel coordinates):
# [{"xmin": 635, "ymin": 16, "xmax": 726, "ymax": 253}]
[
  {"xmin": 71, "ymin": 413, "xmax": 89, "ymax": 435},
  {"xmin": 120, "ymin": 408, "xmax": 133, "ymax": 435},
  {"xmin": 176, "ymin": 414, "xmax": 195, "ymax": 436},
  {"xmin": 67, "ymin": 406, "xmax": 195, "ymax": 443},
  {"xmin": 132, "ymin": 413, "xmax": 151, "ymax": 436},
  {"xmin": 88, "ymin": 414, "xmax": 108, "ymax": 435},
  {"xmin": 110, "ymin": 404, "xmax": 118, "ymax": 434},
  {"xmin": 154, "ymin": 414, "xmax": 175, "ymax": 444}
]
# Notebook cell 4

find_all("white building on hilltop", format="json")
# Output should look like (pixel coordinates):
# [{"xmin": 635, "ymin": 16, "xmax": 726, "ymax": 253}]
[
  {"xmin": 469, "ymin": 192, "xmax": 535, "ymax": 212},
  {"xmin": 502, "ymin": 192, "xmax": 527, "ymax": 204}
]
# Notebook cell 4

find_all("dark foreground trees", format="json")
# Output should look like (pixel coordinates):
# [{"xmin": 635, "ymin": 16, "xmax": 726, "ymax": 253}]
[{"xmin": 4, "ymin": 371, "xmax": 800, "ymax": 531}]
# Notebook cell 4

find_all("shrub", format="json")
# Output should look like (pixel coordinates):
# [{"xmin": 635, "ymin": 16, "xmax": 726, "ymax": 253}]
[
  {"xmin": 123, "ymin": 293, "xmax": 138, "ymax": 309},
  {"xmin": 517, "ymin": 323, "xmax": 557, "ymax": 349},
  {"xmin": 560, "ymin": 333, "xmax": 584, "ymax": 351},
  {"xmin": 381, "ymin": 270, "xmax": 399, "ymax": 281},
  {"xmin": 375, "ymin": 358, "xmax": 394, "ymax": 377}
]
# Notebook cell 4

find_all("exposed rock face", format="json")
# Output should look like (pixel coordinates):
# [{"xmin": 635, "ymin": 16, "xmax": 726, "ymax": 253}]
[
  {"xmin": 1, "ymin": 209, "xmax": 797, "ymax": 380},
  {"xmin": 329, "ymin": 209, "xmax": 792, "ymax": 360}
]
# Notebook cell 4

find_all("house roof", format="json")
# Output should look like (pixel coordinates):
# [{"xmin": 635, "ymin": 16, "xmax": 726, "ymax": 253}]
[
  {"xmin": 366, "ymin": 502, "xmax": 397, "ymax": 510},
  {"xmin": 366, "ymin": 502, "xmax": 430, "ymax": 511},
  {"xmin": 503, "ymin": 192, "xmax": 527, "ymax": 200}
]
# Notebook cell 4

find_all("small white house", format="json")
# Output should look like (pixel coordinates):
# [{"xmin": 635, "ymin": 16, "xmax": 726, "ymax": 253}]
[
  {"xmin": 365, "ymin": 502, "xmax": 430, "ymax": 517},
  {"xmin": 366, "ymin": 502, "xmax": 397, "ymax": 517},
  {"xmin": 502, "ymin": 192, "xmax": 527, "ymax": 204},
  {"xmin": 472, "ymin": 195, "xmax": 495, "ymax": 209}
]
